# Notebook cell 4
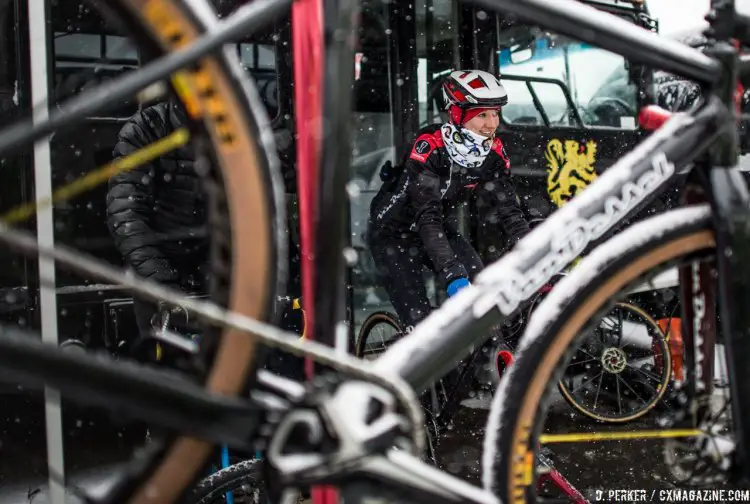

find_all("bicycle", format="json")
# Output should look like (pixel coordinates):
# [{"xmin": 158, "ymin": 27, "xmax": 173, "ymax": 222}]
[
  {"xmin": 186, "ymin": 295, "xmax": 307, "ymax": 504},
  {"xmin": 189, "ymin": 459, "xmax": 265, "ymax": 504},
  {"xmin": 356, "ymin": 278, "xmax": 672, "ymax": 432},
  {"xmin": 0, "ymin": 0, "xmax": 749, "ymax": 504}
]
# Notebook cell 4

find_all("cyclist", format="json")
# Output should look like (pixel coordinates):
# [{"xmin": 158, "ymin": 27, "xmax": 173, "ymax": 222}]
[{"xmin": 367, "ymin": 69, "xmax": 530, "ymax": 331}]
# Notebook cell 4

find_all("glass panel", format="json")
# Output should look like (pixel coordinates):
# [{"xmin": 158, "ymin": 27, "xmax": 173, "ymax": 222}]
[
  {"xmin": 239, "ymin": 42, "xmax": 254, "ymax": 67},
  {"xmin": 498, "ymin": 79, "xmax": 543, "ymax": 125},
  {"xmin": 105, "ymin": 35, "xmax": 137, "ymax": 60},
  {"xmin": 350, "ymin": 0, "xmax": 397, "ymax": 337},
  {"xmin": 52, "ymin": 17, "xmax": 139, "ymax": 116},
  {"xmin": 54, "ymin": 33, "xmax": 102, "ymax": 59},
  {"xmin": 498, "ymin": 29, "xmax": 638, "ymax": 129},
  {"xmin": 257, "ymin": 43, "xmax": 276, "ymax": 69},
  {"xmin": 349, "ymin": 0, "xmax": 458, "ymax": 339},
  {"xmin": 528, "ymin": 80, "xmax": 573, "ymax": 126},
  {"xmin": 417, "ymin": 0, "xmax": 456, "ymax": 127}
]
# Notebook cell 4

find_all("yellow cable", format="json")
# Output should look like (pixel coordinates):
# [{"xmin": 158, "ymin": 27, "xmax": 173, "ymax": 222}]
[
  {"xmin": 0, "ymin": 128, "xmax": 190, "ymax": 224},
  {"xmin": 540, "ymin": 429, "xmax": 703, "ymax": 444}
]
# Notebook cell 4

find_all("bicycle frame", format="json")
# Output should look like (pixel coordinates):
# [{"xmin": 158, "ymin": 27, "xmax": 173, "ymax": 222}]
[
  {"xmin": 379, "ymin": 100, "xmax": 726, "ymax": 390},
  {"xmin": 1, "ymin": 0, "xmax": 750, "ymax": 502},
  {"xmin": 373, "ymin": 0, "xmax": 750, "ymax": 490}
]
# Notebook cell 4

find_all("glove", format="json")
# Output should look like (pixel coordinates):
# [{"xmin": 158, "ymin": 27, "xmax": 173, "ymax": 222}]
[
  {"xmin": 446, "ymin": 277, "xmax": 471, "ymax": 297},
  {"xmin": 440, "ymin": 263, "xmax": 470, "ymax": 285}
]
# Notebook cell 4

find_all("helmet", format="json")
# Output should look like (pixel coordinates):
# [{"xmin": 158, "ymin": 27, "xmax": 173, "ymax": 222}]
[{"xmin": 442, "ymin": 70, "xmax": 508, "ymax": 110}]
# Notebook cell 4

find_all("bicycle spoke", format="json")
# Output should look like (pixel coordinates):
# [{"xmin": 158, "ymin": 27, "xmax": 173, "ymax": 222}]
[
  {"xmin": 593, "ymin": 370, "xmax": 604, "ymax": 410},
  {"xmin": 568, "ymin": 370, "xmax": 603, "ymax": 396},
  {"xmin": 615, "ymin": 373, "xmax": 647, "ymax": 405},
  {"xmin": 624, "ymin": 362, "xmax": 662, "ymax": 383},
  {"xmin": 615, "ymin": 373, "xmax": 622, "ymax": 415},
  {"xmin": 566, "ymin": 357, "xmax": 598, "ymax": 367},
  {"xmin": 576, "ymin": 348, "xmax": 599, "ymax": 361}
]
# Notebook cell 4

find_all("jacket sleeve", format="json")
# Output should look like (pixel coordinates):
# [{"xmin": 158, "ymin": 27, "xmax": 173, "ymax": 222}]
[
  {"xmin": 406, "ymin": 135, "xmax": 468, "ymax": 283},
  {"xmin": 478, "ymin": 139, "xmax": 530, "ymax": 246},
  {"xmin": 105, "ymin": 111, "xmax": 179, "ymax": 285}
]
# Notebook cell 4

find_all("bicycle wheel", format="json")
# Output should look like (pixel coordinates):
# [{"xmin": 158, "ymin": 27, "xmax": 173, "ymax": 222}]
[
  {"xmin": 188, "ymin": 460, "xmax": 265, "ymax": 504},
  {"xmin": 557, "ymin": 302, "xmax": 671, "ymax": 423},
  {"xmin": 484, "ymin": 205, "xmax": 716, "ymax": 503},
  {"xmin": 355, "ymin": 311, "xmax": 404, "ymax": 359},
  {"xmin": 0, "ymin": 1, "xmax": 284, "ymax": 502},
  {"xmin": 526, "ymin": 286, "xmax": 672, "ymax": 423}
]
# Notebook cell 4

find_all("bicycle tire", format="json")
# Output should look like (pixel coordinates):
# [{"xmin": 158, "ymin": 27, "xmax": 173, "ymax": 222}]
[
  {"xmin": 557, "ymin": 302, "xmax": 672, "ymax": 423},
  {"xmin": 354, "ymin": 311, "xmax": 403, "ymax": 358},
  {"xmin": 355, "ymin": 311, "xmax": 444, "ymax": 463},
  {"xmin": 2, "ymin": 1, "xmax": 285, "ymax": 502},
  {"xmin": 483, "ymin": 205, "xmax": 714, "ymax": 503},
  {"xmin": 188, "ymin": 459, "xmax": 264, "ymax": 504}
]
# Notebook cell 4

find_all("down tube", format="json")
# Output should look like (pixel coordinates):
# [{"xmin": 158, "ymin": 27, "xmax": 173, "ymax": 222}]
[{"xmin": 376, "ymin": 98, "xmax": 726, "ymax": 393}]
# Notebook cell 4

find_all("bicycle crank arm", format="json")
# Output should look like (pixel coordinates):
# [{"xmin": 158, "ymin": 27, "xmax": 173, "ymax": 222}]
[
  {"xmin": 349, "ymin": 449, "xmax": 500, "ymax": 504},
  {"xmin": 271, "ymin": 446, "xmax": 499, "ymax": 504}
]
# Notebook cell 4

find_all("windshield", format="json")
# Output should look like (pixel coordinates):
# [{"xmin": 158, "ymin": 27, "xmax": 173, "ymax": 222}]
[{"xmin": 498, "ymin": 28, "xmax": 638, "ymax": 129}]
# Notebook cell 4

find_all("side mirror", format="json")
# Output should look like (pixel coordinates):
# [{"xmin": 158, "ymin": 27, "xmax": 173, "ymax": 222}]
[
  {"xmin": 498, "ymin": 41, "xmax": 535, "ymax": 67},
  {"xmin": 509, "ymin": 45, "xmax": 534, "ymax": 65}
]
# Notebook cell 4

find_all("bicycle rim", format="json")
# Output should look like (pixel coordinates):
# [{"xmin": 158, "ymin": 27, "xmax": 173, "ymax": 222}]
[
  {"xmin": 188, "ymin": 459, "xmax": 263, "ymax": 504},
  {"xmin": 484, "ymin": 206, "xmax": 715, "ymax": 503},
  {"xmin": 355, "ymin": 311, "xmax": 403, "ymax": 358},
  {"xmin": 557, "ymin": 302, "xmax": 672, "ymax": 423},
  {"xmin": 1, "ymin": 0, "xmax": 285, "ymax": 501}
]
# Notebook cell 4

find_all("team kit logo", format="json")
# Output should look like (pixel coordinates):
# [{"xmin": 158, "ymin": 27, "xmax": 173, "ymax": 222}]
[
  {"xmin": 545, "ymin": 138, "xmax": 598, "ymax": 208},
  {"xmin": 415, "ymin": 139, "xmax": 431, "ymax": 154},
  {"xmin": 410, "ymin": 138, "xmax": 433, "ymax": 162}
]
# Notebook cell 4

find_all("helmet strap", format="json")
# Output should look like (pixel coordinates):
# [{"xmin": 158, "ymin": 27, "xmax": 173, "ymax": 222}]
[{"xmin": 449, "ymin": 105, "xmax": 464, "ymax": 125}]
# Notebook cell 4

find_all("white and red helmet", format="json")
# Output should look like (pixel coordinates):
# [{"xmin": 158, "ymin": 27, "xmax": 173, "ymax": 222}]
[{"xmin": 442, "ymin": 69, "xmax": 508, "ymax": 125}]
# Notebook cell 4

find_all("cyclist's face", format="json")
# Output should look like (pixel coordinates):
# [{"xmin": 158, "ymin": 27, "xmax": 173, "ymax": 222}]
[{"xmin": 463, "ymin": 109, "xmax": 500, "ymax": 138}]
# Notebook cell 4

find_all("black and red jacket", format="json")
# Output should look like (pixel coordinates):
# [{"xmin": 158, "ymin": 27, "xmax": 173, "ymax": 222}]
[{"xmin": 368, "ymin": 124, "xmax": 530, "ymax": 284}]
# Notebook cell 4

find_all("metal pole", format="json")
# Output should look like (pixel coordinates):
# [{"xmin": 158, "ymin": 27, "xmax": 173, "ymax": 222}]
[{"xmin": 27, "ymin": 1, "xmax": 65, "ymax": 502}]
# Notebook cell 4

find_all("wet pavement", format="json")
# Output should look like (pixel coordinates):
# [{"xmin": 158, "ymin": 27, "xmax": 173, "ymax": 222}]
[
  {"xmin": 0, "ymin": 392, "xmax": 146, "ymax": 503},
  {"xmin": 435, "ymin": 387, "xmax": 748, "ymax": 502},
  {"xmin": 1, "ymin": 385, "xmax": 747, "ymax": 503}
]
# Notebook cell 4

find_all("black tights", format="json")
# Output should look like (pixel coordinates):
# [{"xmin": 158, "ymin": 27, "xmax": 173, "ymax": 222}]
[{"xmin": 369, "ymin": 232, "xmax": 484, "ymax": 329}]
